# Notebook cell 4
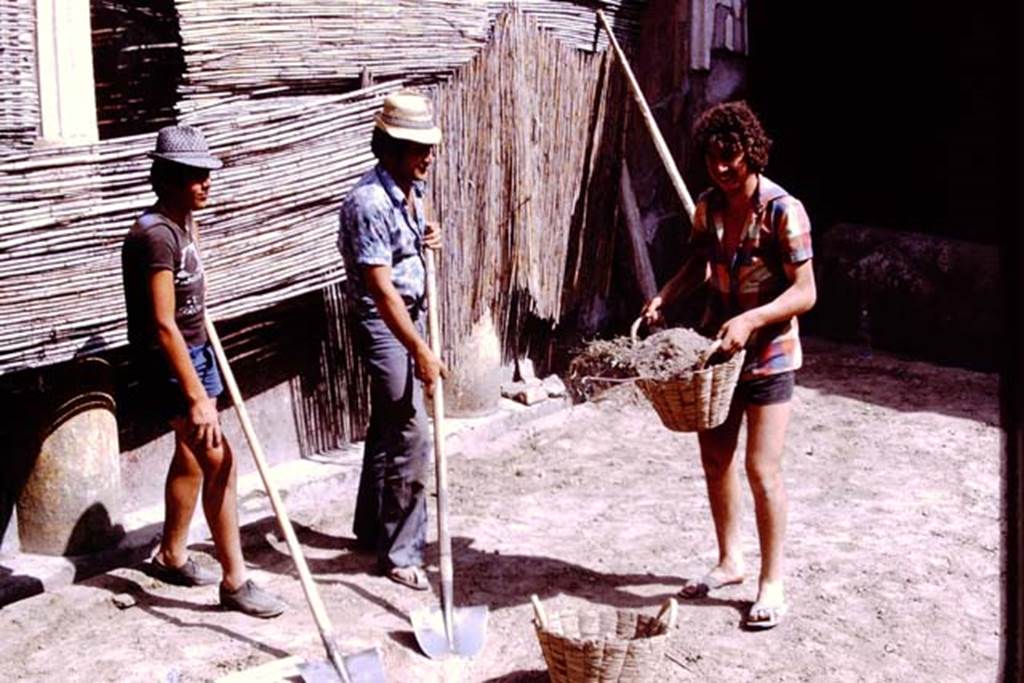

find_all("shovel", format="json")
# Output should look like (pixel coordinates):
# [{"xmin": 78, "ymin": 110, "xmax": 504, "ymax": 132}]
[
  {"xmin": 204, "ymin": 317, "xmax": 387, "ymax": 683},
  {"xmin": 409, "ymin": 248, "xmax": 489, "ymax": 659}
]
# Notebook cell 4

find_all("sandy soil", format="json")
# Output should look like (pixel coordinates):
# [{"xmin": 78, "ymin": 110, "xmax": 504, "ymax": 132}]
[{"xmin": 0, "ymin": 337, "xmax": 1003, "ymax": 682}]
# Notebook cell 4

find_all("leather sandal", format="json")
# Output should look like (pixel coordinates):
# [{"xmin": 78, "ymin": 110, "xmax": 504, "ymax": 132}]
[{"xmin": 386, "ymin": 565, "xmax": 430, "ymax": 591}]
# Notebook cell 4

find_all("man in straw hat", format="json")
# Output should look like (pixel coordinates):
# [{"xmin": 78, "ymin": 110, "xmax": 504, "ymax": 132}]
[
  {"xmin": 121, "ymin": 125, "xmax": 285, "ymax": 617},
  {"xmin": 337, "ymin": 90, "xmax": 446, "ymax": 591}
]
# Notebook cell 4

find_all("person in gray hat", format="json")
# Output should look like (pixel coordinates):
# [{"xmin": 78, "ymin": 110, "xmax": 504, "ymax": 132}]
[
  {"xmin": 337, "ymin": 91, "xmax": 446, "ymax": 591},
  {"xmin": 121, "ymin": 125, "xmax": 285, "ymax": 618}
]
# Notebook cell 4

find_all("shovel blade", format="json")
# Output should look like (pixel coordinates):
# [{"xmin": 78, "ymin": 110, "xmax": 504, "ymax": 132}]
[
  {"xmin": 410, "ymin": 605, "xmax": 489, "ymax": 659},
  {"xmin": 299, "ymin": 649, "xmax": 386, "ymax": 683}
]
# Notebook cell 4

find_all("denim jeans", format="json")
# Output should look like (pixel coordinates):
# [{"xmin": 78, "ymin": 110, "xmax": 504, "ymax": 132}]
[{"xmin": 352, "ymin": 314, "xmax": 430, "ymax": 571}]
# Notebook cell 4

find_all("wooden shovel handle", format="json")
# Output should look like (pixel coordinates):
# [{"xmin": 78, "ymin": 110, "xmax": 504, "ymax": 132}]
[
  {"xmin": 596, "ymin": 10, "xmax": 696, "ymax": 222},
  {"xmin": 204, "ymin": 318, "xmax": 352, "ymax": 682}
]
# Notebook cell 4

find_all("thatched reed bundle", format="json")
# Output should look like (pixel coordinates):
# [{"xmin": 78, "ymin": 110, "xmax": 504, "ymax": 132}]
[
  {"xmin": 429, "ymin": 10, "xmax": 626, "ymax": 365},
  {"xmin": 174, "ymin": 0, "xmax": 642, "ymax": 106},
  {"xmin": 0, "ymin": 0, "xmax": 39, "ymax": 149}
]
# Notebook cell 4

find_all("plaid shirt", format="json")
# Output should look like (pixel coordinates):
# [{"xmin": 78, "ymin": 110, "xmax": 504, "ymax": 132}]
[
  {"xmin": 690, "ymin": 175, "xmax": 814, "ymax": 380},
  {"xmin": 337, "ymin": 165, "xmax": 427, "ymax": 317}
]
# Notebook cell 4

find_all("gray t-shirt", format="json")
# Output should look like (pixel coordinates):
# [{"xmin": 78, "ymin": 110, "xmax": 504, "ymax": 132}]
[{"xmin": 122, "ymin": 208, "xmax": 207, "ymax": 351}]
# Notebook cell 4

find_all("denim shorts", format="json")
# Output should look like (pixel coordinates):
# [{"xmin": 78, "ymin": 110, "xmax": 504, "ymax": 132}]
[
  {"xmin": 734, "ymin": 370, "xmax": 795, "ymax": 406},
  {"xmin": 137, "ymin": 342, "xmax": 223, "ymax": 422}
]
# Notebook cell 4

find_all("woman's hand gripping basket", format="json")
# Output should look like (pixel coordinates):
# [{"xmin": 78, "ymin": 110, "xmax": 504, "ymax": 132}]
[
  {"xmin": 630, "ymin": 318, "xmax": 745, "ymax": 432},
  {"xmin": 530, "ymin": 595, "xmax": 678, "ymax": 683}
]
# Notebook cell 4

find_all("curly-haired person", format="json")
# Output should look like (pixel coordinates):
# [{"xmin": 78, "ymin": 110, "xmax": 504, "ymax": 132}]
[{"xmin": 641, "ymin": 100, "xmax": 816, "ymax": 629}]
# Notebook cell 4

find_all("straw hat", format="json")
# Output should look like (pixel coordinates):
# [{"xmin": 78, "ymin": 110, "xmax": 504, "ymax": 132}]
[
  {"xmin": 374, "ymin": 91, "xmax": 442, "ymax": 145},
  {"xmin": 148, "ymin": 125, "xmax": 223, "ymax": 169}
]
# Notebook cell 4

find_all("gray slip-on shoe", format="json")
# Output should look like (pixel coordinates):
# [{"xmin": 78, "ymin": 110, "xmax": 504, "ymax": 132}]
[
  {"xmin": 150, "ymin": 556, "xmax": 219, "ymax": 587},
  {"xmin": 219, "ymin": 579, "xmax": 286, "ymax": 618}
]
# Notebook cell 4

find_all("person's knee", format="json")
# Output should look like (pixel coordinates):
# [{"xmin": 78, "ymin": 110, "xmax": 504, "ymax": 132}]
[
  {"xmin": 746, "ymin": 458, "xmax": 783, "ymax": 495},
  {"xmin": 700, "ymin": 445, "xmax": 737, "ymax": 478},
  {"xmin": 196, "ymin": 443, "xmax": 235, "ymax": 477}
]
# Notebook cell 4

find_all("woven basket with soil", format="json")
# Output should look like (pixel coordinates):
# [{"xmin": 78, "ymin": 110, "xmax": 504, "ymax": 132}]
[
  {"xmin": 530, "ymin": 595, "xmax": 677, "ymax": 683},
  {"xmin": 628, "ymin": 318, "xmax": 745, "ymax": 432},
  {"xmin": 567, "ymin": 319, "xmax": 744, "ymax": 432}
]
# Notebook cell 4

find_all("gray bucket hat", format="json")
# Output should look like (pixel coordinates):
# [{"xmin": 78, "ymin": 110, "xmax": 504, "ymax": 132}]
[{"xmin": 148, "ymin": 125, "xmax": 223, "ymax": 169}]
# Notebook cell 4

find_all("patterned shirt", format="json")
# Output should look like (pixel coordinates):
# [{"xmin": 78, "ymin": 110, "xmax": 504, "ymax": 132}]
[
  {"xmin": 337, "ymin": 165, "xmax": 427, "ymax": 317},
  {"xmin": 690, "ymin": 175, "xmax": 814, "ymax": 380}
]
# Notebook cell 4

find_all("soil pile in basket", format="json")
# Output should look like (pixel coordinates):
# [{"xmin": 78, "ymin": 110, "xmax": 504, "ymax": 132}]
[{"xmin": 567, "ymin": 327, "xmax": 714, "ymax": 400}]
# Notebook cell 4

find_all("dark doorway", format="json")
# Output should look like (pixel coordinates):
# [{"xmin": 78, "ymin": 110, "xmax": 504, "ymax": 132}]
[{"xmin": 746, "ymin": 2, "xmax": 1010, "ymax": 245}]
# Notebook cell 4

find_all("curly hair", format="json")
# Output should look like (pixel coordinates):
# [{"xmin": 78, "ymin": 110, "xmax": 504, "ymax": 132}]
[{"xmin": 692, "ymin": 100, "xmax": 772, "ymax": 173}]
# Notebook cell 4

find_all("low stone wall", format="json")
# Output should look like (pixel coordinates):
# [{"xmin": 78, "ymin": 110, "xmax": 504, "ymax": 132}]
[{"xmin": 812, "ymin": 223, "xmax": 1000, "ymax": 371}]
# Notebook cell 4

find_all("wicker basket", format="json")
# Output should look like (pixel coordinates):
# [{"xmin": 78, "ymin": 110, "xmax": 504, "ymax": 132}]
[
  {"xmin": 531, "ymin": 595, "xmax": 677, "ymax": 683},
  {"xmin": 629, "ymin": 319, "xmax": 745, "ymax": 432}
]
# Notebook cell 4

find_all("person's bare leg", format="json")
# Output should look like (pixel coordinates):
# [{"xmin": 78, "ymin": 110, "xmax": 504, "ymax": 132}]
[
  {"xmin": 683, "ymin": 403, "xmax": 746, "ymax": 596},
  {"xmin": 177, "ymin": 429, "xmax": 247, "ymax": 590},
  {"xmin": 156, "ymin": 430, "xmax": 202, "ymax": 568},
  {"xmin": 744, "ymin": 400, "xmax": 792, "ymax": 622}
]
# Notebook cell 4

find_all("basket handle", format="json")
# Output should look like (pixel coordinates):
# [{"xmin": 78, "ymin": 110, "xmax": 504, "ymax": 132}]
[
  {"xmin": 629, "ymin": 316, "xmax": 645, "ymax": 345},
  {"xmin": 696, "ymin": 339, "xmax": 723, "ymax": 370},
  {"xmin": 654, "ymin": 597, "xmax": 678, "ymax": 631},
  {"xmin": 530, "ymin": 594, "xmax": 549, "ymax": 629}
]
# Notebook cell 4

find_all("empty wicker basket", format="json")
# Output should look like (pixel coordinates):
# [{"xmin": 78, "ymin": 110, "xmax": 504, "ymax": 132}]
[
  {"xmin": 629, "ymin": 318, "xmax": 745, "ymax": 432},
  {"xmin": 531, "ymin": 595, "xmax": 677, "ymax": 683}
]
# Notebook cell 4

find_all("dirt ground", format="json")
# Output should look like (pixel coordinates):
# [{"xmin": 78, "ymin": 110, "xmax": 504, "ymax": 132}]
[{"xmin": 0, "ymin": 337, "xmax": 1003, "ymax": 682}]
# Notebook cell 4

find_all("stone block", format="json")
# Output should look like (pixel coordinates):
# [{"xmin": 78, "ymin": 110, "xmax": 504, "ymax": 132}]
[{"xmin": 501, "ymin": 380, "xmax": 548, "ymax": 406}]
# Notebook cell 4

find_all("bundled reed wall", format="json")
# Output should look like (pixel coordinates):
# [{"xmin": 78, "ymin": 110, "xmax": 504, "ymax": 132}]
[
  {"xmin": 172, "ymin": 0, "xmax": 642, "ymax": 111},
  {"xmin": 1, "ymin": 3, "xmax": 640, "ymax": 373},
  {"xmin": 90, "ymin": 0, "xmax": 185, "ymax": 139},
  {"xmin": 0, "ymin": 84, "xmax": 392, "ymax": 373},
  {"xmin": 0, "ymin": 0, "xmax": 40, "ymax": 149}
]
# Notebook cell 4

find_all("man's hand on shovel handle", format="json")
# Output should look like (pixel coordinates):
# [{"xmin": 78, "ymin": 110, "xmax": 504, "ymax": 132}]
[
  {"xmin": 415, "ymin": 344, "xmax": 449, "ymax": 399},
  {"xmin": 424, "ymin": 221, "xmax": 443, "ymax": 251}
]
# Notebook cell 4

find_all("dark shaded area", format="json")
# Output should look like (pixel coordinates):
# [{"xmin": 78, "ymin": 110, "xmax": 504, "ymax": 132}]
[
  {"xmin": 65, "ymin": 503, "xmax": 124, "ymax": 557},
  {"xmin": 481, "ymin": 672, "xmax": 548, "ymax": 683},
  {"xmin": 1001, "ymin": 6, "xmax": 1024, "ymax": 676},
  {"xmin": 0, "ymin": 566, "xmax": 44, "ymax": 606},
  {"xmin": 747, "ymin": 2, "xmax": 1006, "ymax": 245},
  {"xmin": 113, "ymin": 288, "xmax": 369, "ymax": 454},
  {"xmin": 90, "ymin": 0, "xmax": 185, "ymax": 139}
]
